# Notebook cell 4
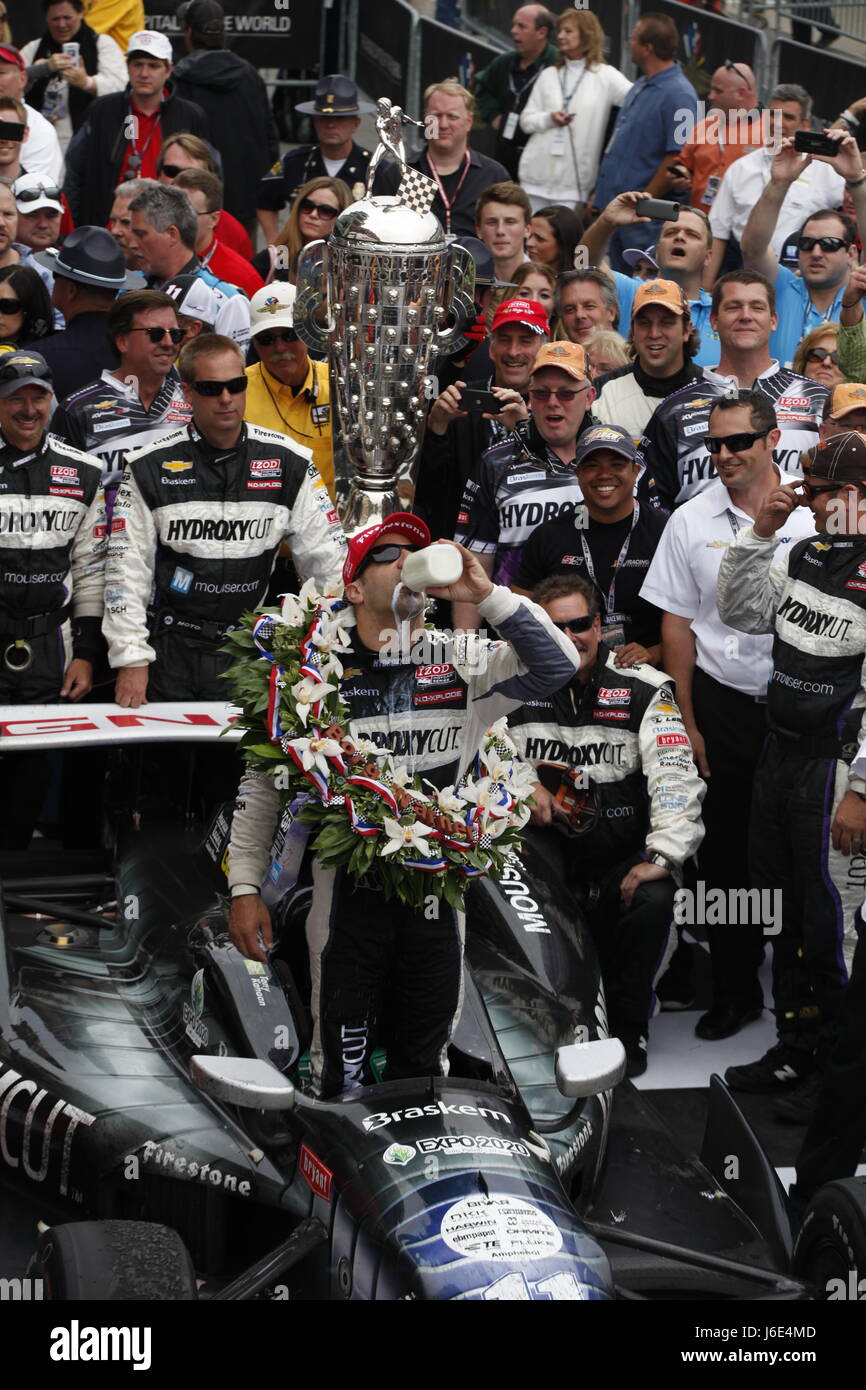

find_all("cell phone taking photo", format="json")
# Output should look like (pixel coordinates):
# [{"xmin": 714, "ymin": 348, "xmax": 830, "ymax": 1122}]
[
  {"xmin": 458, "ymin": 388, "xmax": 501, "ymax": 414},
  {"xmin": 793, "ymin": 130, "xmax": 839, "ymax": 158}
]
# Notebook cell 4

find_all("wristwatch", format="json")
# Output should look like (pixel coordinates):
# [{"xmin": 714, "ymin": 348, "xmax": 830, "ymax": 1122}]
[{"xmin": 649, "ymin": 852, "xmax": 676, "ymax": 874}]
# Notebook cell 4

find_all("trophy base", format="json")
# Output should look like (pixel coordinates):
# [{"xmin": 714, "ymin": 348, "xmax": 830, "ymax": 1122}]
[{"xmin": 339, "ymin": 483, "xmax": 407, "ymax": 537}]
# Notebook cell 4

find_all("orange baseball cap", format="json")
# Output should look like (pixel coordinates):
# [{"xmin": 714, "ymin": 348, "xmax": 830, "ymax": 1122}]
[
  {"xmin": 632, "ymin": 278, "xmax": 688, "ymax": 318},
  {"xmin": 531, "ymin": 340, "xmax": 588, "ymax": 382},
  {"xmin": 828, "ymin": 382, "xmax": 866, "ymax": 418}
]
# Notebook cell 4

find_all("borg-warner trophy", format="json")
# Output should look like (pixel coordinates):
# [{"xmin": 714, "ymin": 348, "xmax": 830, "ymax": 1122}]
[{"xmin": 293, "ymin": 99, "xmax": 476, "ymax": 534}]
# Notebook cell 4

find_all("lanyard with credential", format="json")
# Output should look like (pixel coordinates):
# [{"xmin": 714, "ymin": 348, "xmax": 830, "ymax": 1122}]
[
  {"xmin": 578, "ymin": 503, "xmax": 640, "ymax": 619},
  {"xmin": 427, "ymin": 151, "xmax": 470, "ymax": 234},
  {"xmin": 559, "ymin": 65, "xmax": 587, "ymax": 110}
]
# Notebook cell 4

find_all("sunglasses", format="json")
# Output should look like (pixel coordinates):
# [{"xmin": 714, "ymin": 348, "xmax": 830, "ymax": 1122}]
[
  {"xmin": 724, "ymin": 58, "xmax": 752, "ymax": 87},
  {"xmin": 0, "ymin": 298, "xmax": 23, "ymax": 314},
  {"xmin": 704, "ymin": 428, "xmax": 770, "ymax": 454},
  {"xmin": 0, "ymin": 121, "xmax": 24, "ymax": 142},
  {"xmin": 298, "ymin": 198, "xmax": 340, "ymax": 220},
  {"xmin": 128, "ymin": 326, "xmax": 184, "ymax": 345},
  {"xmin": 160, "ymin": 164, "xmax": 186, "ymax": 179},
  {"xmin": 797, "ymin": 235, "xmax": 850, "ymax": 253},
  {"xmin": 550, "ymin": 615, "xmax": 595, "ymax": 634},
  {"xmin": 15, "ymin": 185, "xmax": 61, "ymax": 204},
  {"xmin": 801, "ymin": 478, "xmax": 840, "ymax": 498},
  {"xmin": 189, "ymin": 377, "xmax": 247, "ymax": 396},
  {"xmin": 365, "ymin": 542, "xmax": 420, "ymax": 565},
  {"xmin": 806, "ymin": 347, "xmax": 841, "ymax": 365},
  {"xmin": 529, "ymin": 385, "xmax": 587, "ymax": 403},
  {"xmin": 255, "ymin": 329, "xmax": 299, "ymax": 347}
]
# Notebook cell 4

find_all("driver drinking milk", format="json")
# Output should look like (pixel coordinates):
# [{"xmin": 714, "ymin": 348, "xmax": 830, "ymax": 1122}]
[{"xmin": 227, "ymin": 514, "xmax": 581, "ymax": 1098}]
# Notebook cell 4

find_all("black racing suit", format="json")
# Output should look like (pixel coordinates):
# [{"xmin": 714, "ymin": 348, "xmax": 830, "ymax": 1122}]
[
  {"xmin": 0, "ymin": 432, "xmax": 105, "ymax": 845},
  {"xmin": 718, "ymin": 526, "xmax": 866, "ymax": 1051},
  {"xmin": 102, "ymin": 422, "xmax": 346, "ymax": 701},
  {"xmin": 636, "ymin": 364, "xmax": 827, "ymax": 513},
  {"xmin": 509, "ymin": 645, "xmax": 705, "ymax": 1032},
  {"xmin": 228, "ymin": 587, "xmax": 580, "ymax": 1097}
]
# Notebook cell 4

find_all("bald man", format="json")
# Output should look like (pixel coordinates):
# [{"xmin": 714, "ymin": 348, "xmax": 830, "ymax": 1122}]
[{"xmin": 662, "ymin": 61, "xmax": 762, "ymax": 213}]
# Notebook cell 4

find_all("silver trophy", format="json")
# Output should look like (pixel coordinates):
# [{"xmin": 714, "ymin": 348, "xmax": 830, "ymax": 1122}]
[{"xmin": 293, "ymin": 98, "xmax": 476, "ymax": 534}]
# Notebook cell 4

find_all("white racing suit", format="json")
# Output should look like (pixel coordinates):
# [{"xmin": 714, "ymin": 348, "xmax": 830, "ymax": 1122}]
[{"xmin": 228, "ymin": 586, "xmax": 580, "ymax": 1097}]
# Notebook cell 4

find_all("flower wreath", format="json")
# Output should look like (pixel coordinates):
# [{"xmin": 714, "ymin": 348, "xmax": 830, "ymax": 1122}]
[{"xmin": 223, "ymin": 581, "xmax": 534, "ymax": 908}]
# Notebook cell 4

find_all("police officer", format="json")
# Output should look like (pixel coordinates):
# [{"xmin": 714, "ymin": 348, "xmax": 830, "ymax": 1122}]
[
  {"xmin": 255, "ymin": 75, "xmax": 374, "ymax": 244},
  {"xmin": 0, "ymin": 349, "xmax": 105, "ymax": 847},
  {"xmin": 103, "ymin": 332, "xmax": 346, "ymax": 707}
]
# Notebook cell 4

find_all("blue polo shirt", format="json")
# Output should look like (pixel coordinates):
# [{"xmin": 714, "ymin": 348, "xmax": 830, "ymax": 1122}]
[
  {"xmin": 595, "ymin": 65, "xmax": 698, "ymax": 208},
  {"xmin": 770, "ymin": 264, "xmax": 846, "ymax": 368},
  {"xmin": 613, "ymin": 273, "xmax": 720, "ymax": 368}
]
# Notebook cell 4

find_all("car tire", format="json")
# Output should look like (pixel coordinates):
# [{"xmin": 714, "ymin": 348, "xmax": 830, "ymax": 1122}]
[
  {"xmin": 792, "ymin": 1178, "xmax": 866, "ymax": 1298},
  {"xmin": 28, "ymin": 1220, "xmax": 198, "ymax": 1301}
]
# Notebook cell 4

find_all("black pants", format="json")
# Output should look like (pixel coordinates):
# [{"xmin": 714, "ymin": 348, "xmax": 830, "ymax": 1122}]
[
  {"xmin": 305, "ymin": 862, "xmax": 464, "ymax": 1098},
  {"xmin": 148, "ymin": 629, "xmax": 232, "ymax": 702},
  {"xmin": 795, "ymin": 916, "xmax": 866, "ymax": 1199},
  {"xmin": 581, "ymin": 852, "xmax": 676, "ymax": 1031},
  {"xmin": 750, "ymin": 737, "xmax": 852, "ymax": 1051},
  {"xmin": 0, "ymin": 628, "xmax": 68, "ymax": 849},
  {"xmin": 691, "ymin": 668, "xmax": 768, "ymax": 1011}
]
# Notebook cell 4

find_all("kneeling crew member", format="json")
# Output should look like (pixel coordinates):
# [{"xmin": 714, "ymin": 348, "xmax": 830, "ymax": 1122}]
[{"xmin": 510, "ymin": 573, "xmax": 705, "ymax": 1075}]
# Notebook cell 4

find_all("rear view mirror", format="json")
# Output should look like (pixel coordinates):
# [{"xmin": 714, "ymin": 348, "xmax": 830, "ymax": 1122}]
[
  {"xmin": 555, "ymin": 1038, "xmax": 627, "ymax": 1098},
  {"xmin": 191, "ymin": 1055, "xmax": 296, "ymax": 1110}
]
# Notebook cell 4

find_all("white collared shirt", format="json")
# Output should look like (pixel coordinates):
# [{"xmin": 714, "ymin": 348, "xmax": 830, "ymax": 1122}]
[
  {"xmin": 640, "ymin": 473, "xmax": 815, "ymax": 695},
  {"xmin": 709, "ymin": 146, "xmax": 845, "ymax": 254}
]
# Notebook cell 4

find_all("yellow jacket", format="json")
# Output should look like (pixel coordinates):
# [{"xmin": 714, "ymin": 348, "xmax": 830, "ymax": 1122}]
[
  {"xmin": 84, "ymin": 0, "xmax": 145, "ymax": 52},
  {"xmin": 244, "ymin": 358, "xmax": 334, "ymax": 500}
]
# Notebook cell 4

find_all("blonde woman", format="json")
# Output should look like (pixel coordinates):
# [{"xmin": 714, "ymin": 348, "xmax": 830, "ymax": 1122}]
[
  {"xmin": 519, "ymin": 9, "xmax": 631, "ymax": 213},
  {"xmin": 584, "ymin": 328, "xmax": 631, "ymax": 380},
  {"xmin": 252, "ymin": 176, "xmax": 351, "ymax": 285},
  {"xmin": 792, "ymin": 323, "xmax": 844, "ymax": 390}
]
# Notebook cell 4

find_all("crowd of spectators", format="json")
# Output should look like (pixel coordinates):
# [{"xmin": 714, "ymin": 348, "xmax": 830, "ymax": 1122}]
[{"xmin": 0, "ymin": 0, "xmax": 865, "ymax": 1191}]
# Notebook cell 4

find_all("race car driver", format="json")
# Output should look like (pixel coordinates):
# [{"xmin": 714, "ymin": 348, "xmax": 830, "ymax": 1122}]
[
  {"xmin": 509, "ymin": 573, "xmax": 705, "ymax": 1075},
  {"xmin": 103, "ymin": 333, "xmax": 346, "ymax": 706},
  {"xmin": 717, "ymin": 430, "xmax": 866, "ymax": 1104},
  {"xmin": 637, "ymin": 269, "xmax": 827, "ymax": 513},
  {"xmin": 227, "ymin": 515, "xmax": 581, "ymax": 1098},
  {"xmin": 0, "ymin": 349, "xmax": 105, "ymax": 847},
  {"xmin": 50, "ymin": 289, "xmax": 193, "ymax": 512}
]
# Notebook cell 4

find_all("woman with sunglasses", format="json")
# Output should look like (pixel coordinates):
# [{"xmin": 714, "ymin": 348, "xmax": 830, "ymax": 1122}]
[
  {"xmin": 793, "ymin": 323, "xmax": 845, "ymax": 391},
  {"xmin": 252, "ymin": 176, "xmax": 351, "ymax": 286},
  {"xmin": 0, "ymin": 263, "xmax": 52, "ymax": 345}
]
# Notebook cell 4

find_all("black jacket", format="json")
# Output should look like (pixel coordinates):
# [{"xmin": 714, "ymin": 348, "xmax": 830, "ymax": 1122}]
[
  {"xmin": 63, "ymin": 83, "xmax": 209, "ymax": 227},
  {"xmin": 171, "ymin": 49, "xmax": 278, "ymax": 225},
  {"xmin": 24, "ymin": 312, "xmax": 115, "ymax": 404}
]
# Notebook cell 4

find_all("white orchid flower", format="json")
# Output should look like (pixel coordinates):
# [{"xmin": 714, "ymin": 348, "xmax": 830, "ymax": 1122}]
[
  {"xmin": 380, "ymin": 816, "xmax": 435, "ymax": 857},
  {"xmin": 288, "ymin": 735, "xmax": 342, "ymax": 779},
  {"xmin": 460, "ymin": 776, "xmax": 512, "ymax": 818},
  {"xmin": 298, "ymin": 577, "xmax": 323, "ymax": 610},
  {"xmin": 346, "ymin": 736, "xmax": 382, "ymax": 762},
  {"xmin": 279, "ymin": 591, "xmax": 305, "ymax": 626},
  {"xmin": 390, "ymin": 765, "xmax": 431, "ymax": 802},
  {"xmin": 436, "ymin": 785, "xmax": 469, "ymax": 817},
  {"xmin": 291, "ymin": 676, "xmax": 337, "ymax": 726},
  {"xmin": 479, "ymin": 809, "xmax": 513, "ymax": 840}
]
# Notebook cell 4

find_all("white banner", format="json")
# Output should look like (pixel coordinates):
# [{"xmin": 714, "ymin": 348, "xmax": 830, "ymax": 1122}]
[{"xmin": 0, "ymin": 703, "xmax": 242, "ymax": 751}]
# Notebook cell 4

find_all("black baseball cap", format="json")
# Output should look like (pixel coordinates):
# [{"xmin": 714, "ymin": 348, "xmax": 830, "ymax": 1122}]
[
  {"xmin": 805, "ymin": 431, "xmax": 866, "ymax": 484},
  {"xmin": 575, "ymin": 423, "xmax": 637, "ymax": 467},
  {"xmin": 0, "ymin": 350, "xmax": 52, "ymax": 397}
]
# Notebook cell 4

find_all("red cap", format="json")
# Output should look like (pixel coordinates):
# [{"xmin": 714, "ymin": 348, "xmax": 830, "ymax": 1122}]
[
  {"xmin": 0, "ymin": 46, "xmax": 24, "ymax": 72},
  {"xmin": 342, "ymin": 512, "xmax": 431, "ymax": 586},
  {"xmin": 490, "ymin": 298, "xmax": 549, "ymax": 337}
]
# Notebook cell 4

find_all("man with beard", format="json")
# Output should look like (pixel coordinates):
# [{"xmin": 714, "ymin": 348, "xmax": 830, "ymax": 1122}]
[
  {"xmin": 741, "ymin": 129, "xmax": 866, "ymax": 367},
  {"xmin": 415, "ymin": 297, "xmax": 549, "ymax": 544},
  {"xmin": 227, "ymin": 515, "xmax": 580, "ymax": 1097}
]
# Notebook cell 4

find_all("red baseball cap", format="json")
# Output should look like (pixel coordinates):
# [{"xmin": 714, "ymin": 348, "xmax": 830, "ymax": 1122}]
[
  {"xmin": 342, "ymin": 512, "xmax": 431, "ymax": 586},
  {"xmin": 491, "ymin": 298, "xmax": 549, "ymax": 337},
  {"xmin": 0, "ymin": 47, "xmax": 24, "ymax": 72}
]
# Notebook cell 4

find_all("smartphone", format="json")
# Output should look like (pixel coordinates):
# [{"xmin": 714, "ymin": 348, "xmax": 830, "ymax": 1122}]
[
  {"xmin": 62, "ymin": 41, "xmax": 80, "ymax": 61},
  {"xmin": 458, "ymin": 387, "xmax": 501, "ymax": 414},
  {"xmin": 794, "ymin": 130, "xmax": 839, "ymax": 157},
  {"xmin": 634, "ymin": 198, "xmax": 680, "ymax": 222}
]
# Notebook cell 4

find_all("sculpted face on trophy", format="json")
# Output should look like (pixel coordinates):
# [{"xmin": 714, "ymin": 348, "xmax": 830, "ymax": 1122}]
[{"xmin": 293, "ymin": 98, "xmax": 476, "ymax": 534}]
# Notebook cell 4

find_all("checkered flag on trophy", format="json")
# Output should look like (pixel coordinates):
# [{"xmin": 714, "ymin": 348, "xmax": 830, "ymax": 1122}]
[{"xmin": 397, "ymin": 164, "xmax": 437, "ymax": 216}]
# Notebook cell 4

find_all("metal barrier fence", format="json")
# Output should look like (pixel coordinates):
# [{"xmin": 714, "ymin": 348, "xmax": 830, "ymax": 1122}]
[{"xmin": 746, "ymin": 0, "xmax": 866, "ymax": 54}]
